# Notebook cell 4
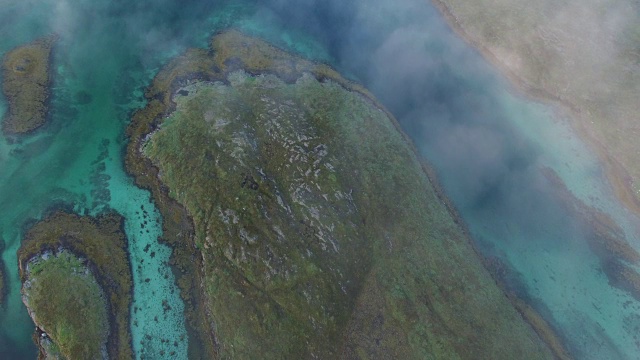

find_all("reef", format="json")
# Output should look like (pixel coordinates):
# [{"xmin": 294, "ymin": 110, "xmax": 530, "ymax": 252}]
[
  {"xmin": 18, "ymin": 212, "xmax": 133, "ymax": 359},
  {"xmin": 1, "ymin": 35, "xmax": 56, "ymax": 135},
  {"xmin": 126, "ymin": 30, "xmax": 558, "ymax": 359}
]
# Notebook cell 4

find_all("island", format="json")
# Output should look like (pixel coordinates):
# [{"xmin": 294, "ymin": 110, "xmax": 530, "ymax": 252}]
[
  {"xmin": 125, "ymin": 30, "xmax": 562, "ymax": 359},
  {"xmin": 18, "ymin": 212, "xmax": 133, "ymax": 359},
  {"xmin": 1, "ymin": 35, "xmax": 56, "ymax": 135}
]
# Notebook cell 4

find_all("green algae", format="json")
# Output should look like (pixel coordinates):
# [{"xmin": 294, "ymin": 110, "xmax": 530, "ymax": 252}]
[
  {"xmin": 128, "ymin": 30, "xmax": 557, "ymax": 359},
  {"xmin": 1, "ymin": 35, "xmax": 56, "ymax": 135},
  {"xmin": 22, "ymin": 250, "xmax": 108, "ymax": 360},
  {"xmin": 18, "ymin": 212, "xmax": 133, "ymax": 359}
]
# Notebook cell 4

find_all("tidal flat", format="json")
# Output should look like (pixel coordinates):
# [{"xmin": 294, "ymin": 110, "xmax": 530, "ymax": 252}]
[
  {"xmin": 1, "ymin": 35, "xmax": 56, "ymax": 135},
  {"xmin": 18, "ymin": 212, "xmax": 133, "ymax": 359},
  {"xmin": 127, "ymin": 30, "xmax": 559, "ymax": 359}
]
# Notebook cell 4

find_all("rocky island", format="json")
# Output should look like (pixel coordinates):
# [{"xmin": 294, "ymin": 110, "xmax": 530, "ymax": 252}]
[
  {"xmin": 18, "ymin": 212, "xmax": 133, "ymax": 359},
  {"xmin": 126, "ymin": 30, "xmax": 561, "ymax": 359},
  {"xmin": 1, "ymin": 35, "xmax": 56, "ymax": 135}
]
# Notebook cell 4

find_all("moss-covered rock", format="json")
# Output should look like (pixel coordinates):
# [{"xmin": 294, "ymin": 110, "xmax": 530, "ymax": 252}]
[
  {"xmin": 1, "ymin": 35, "xmax": 56, "ymax": 135},
  {"xmin": 127, "ymin": 30, "xmax": 557, "ymax": 359},
  {"xmin": 19, "ymin": 212, "xmax": 133, "ymax": 360}
]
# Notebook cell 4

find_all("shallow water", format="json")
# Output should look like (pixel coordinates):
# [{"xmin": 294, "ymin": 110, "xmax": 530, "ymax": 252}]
[{"xmin": 0, "ymin": 0, "xmax": 638, "ymax": 359}]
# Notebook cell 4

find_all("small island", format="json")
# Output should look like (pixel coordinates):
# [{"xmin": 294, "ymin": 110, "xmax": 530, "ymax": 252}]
[
  {"xmin": 18, "ymin": 212, "xmax": 133, "ymax": 359},
  {"xmin": 2, "ymin": 35, "xmax": 56, "ymax": 135},
  {"xmin": 126, "ymin": 30, "xmax": 561, "ymax": 359}
]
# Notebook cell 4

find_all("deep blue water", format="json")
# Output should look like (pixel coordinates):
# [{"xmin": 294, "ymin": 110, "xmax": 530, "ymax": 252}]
[{"xmin": 1, "ymin": 0, "xmax": 638, "ymax": 358}]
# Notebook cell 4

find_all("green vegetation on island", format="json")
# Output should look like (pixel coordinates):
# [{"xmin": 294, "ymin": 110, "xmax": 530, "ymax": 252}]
[
  {"xmin": 22, "ymin": 250, "xmax": 109, "ymax": 360},
  {"xmin": 127, "ymin": 30, "xmax": 558, "ymax": 359},
  {"xmin": 19, "ymin": 212, "xmax": 133, "ymax": 360},
  {"xmin": 1, "ymin": 35, "xmax": 56, "ymax": 135}
]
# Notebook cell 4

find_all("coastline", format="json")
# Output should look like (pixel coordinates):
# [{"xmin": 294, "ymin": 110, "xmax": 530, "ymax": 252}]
[
  {"xmin": 430, "ymin": 0, "xmax": 640, "ymax": 218},
  {"xmin": 421, "ymin": 158, "xmax": 574, "ymax": 360},
  {"xmin": 124, "ymin": 31, "xmax": 421, "ymax": 359},
  {"xmin": 430, "ymin": 0, "xmax": 640, "ymax": 357}
]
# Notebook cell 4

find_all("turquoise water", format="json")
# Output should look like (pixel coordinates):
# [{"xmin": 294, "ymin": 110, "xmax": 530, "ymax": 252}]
[
  {"xmin": 1, "ymin": 0, "xmax": 638, "ymax": 359},
  {"xmin": 0, "ymin": 0, "xmax": 236, "ymax": 357}
]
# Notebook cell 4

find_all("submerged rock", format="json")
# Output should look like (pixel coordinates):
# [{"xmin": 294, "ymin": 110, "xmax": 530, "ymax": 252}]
[
  {"xmin": 1, "ymin": 35, "xmax": 56, "ymax": 135},
  {"xmin": 127, "ymin": 30, "xmax": 559, "ymax": 359},
  {"xmin": 18, "ymin": 212, "xmax": 133, "ymax": 360}
]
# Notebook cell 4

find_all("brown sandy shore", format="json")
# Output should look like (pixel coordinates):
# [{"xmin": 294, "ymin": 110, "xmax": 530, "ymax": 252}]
[
  {"xmin": 126, "ymin": 30, "xmax": 565, "ymax": 359},
  {"xmin": 430, "ymin": 0, "xmax": 640, "ymax": 218}
]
